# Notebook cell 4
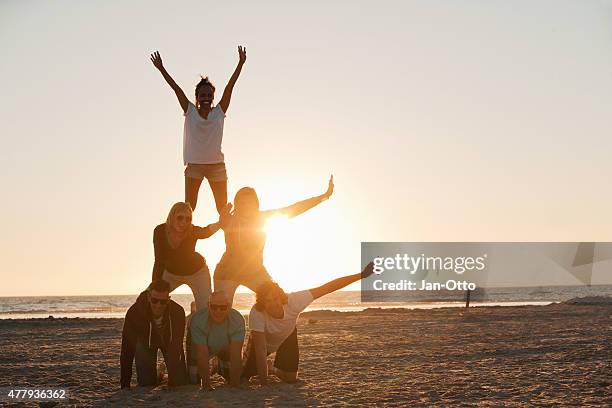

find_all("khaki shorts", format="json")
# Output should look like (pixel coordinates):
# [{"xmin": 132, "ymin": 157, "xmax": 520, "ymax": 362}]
[{"xmin": 184, "ymin": 162, "xmax": 228, "ymax": 182}]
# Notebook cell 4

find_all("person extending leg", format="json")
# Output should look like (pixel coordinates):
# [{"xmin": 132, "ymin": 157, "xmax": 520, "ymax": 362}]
[
  {"xmin": 185, "ymin": 176, "xmax": 204, "ymax": 211},
  {"xmin": 209, "ymin": 180, "xmax": 228, "ymax": 215}
]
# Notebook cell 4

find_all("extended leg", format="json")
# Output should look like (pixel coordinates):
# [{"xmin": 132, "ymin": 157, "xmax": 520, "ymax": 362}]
[
  {"xmin": 185, "ymin": 176, "xmax": 203, "ymax": 211},
  {"xmin": 208, "ymin": 180, "xmax": 228, "ymax": 214},
  {"xmin": 213, "ymin": 279, "xmax": 240, "ymax": 306},
  {"xmin": 161, "ymin": 270, "xmax": 186, "ymax": 294},
  {"xmin": 186, "ymin": 266, "xmax": 212, "ymax": 311}
]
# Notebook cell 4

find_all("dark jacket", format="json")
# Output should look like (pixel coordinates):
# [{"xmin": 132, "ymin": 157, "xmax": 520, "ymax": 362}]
[{"xmin": 120, "ymin": 291, "xmax": 186, "ymax": 388}]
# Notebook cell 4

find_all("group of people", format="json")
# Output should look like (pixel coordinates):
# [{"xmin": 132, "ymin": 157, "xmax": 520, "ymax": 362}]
[{"xmin": 120, "ymin": 46, "xmax": 373, "ymax": 390}]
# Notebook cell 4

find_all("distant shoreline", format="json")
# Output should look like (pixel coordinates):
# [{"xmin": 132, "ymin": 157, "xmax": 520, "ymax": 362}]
[
  {"xmin": 2, "ymin": 284, "xmax": 611, "ymax": 298},
  {"xmin": 3, "ymin": 298, "xmax": 612, "ymax": 321}
]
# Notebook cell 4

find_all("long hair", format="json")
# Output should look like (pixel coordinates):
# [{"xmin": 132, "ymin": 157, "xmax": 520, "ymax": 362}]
[
  {"xmin": 234, "ymin": 187, "xmax": 259, "ymax": 214},
  {"xmin": 165, "ymin": 202, "xmax": 193, "ymax": 237},
  {"xmin": 254, "ymin": 281, "xmax": 288, "ymax": 312}
]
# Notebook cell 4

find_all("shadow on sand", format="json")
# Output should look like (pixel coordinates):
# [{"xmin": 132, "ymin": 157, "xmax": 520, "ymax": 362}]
[{"xmin": 96, "ymin": 377, "xmax": 319, "ymax": 407}]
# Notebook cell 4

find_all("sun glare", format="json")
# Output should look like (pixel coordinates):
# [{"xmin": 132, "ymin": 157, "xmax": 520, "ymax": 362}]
[{"xmin": 264, "ymin": 215, "xmax": 290, "ymax": 233}]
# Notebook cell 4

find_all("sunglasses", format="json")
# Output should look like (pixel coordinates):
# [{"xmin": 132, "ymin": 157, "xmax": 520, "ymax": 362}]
[
  {"xmin": 209, "ymin": 303, "xmax": 228, "ymax": 312},
  {"xmin": 176, "ymin": 215, "xmax": 192, "ymax": 222},
  {"xmin": 150, "ymin": 297, "xmax": 170, "ymax": 305}
]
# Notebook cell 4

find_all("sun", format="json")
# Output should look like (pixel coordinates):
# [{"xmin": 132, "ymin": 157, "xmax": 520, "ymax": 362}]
[
  {"xmin": 264, "ymin": 215, "xmax": 290, "ymax": 233},
  {"xmin": 262, "ymin": 214, "xmax": 310, "ymax": 291}
]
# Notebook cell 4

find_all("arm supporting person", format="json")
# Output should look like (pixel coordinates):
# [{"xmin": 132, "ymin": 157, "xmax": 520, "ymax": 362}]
[
  {"xmin": 229, "ymin": 340, "xmax": 243, "ymax": 387},
  {"xmin": 195, "ymin": 204, "xmax": 231, "ymax": 238},
  {"xmin": 309, "ymin": 262, "xmax": 374, "ymax": 300},
  {"xmin": 195, "ymin": 344, "xmax": 211, "ymax": 388},
  {"xmin": 193, "ymin": 222, "xmax": 221, "ymax": 239},
  {"xmin": 252, "ymin": 331, "xmax": 269, "ymax": 385},
  {"xmin": 219, "ymin": 46, "xmax": 246, "ymax": 113},
  {"xmin": 119, "ymin": 312, "xmax": 136, "ymax": 388}
]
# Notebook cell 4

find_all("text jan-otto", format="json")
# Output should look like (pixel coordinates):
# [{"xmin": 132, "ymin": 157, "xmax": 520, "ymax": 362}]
[{"xmin": 371, "ymin": 279, "xmax": 477, "ymax": 291}]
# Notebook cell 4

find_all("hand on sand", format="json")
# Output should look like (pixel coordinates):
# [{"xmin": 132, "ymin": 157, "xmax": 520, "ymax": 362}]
[
  {"xmin": 361, "ymin": 262, "xmax": 374, "ymax": 279},
  {"xmin": 219, "ymin": 203, "xmax": 232, "ymax": 228},
  {"xmin": 200, "ymin": 383, "xmax": 215, "ymax": 392},
  {"xmin": 150, "ymin": 51, "xmax": 163, "ymax": 70},
  {"xmin": 323, "ymin": 175, "xmax": 334, "ymax": 199},
  {"xmin": 238, "ymin": 45, "xmax": 247, "ymax": 64},
  {"xmin": 258, "ymin": 376, "xmax": 275, "ymax": 387}
]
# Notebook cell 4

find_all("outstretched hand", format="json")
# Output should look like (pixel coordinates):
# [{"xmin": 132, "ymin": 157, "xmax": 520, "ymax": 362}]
[
  {"xmin": 361, "ymin": 262, "xmax": 374, "ymax": 279},
  {"xmin": 238, "ymin": 45, "xmax": 247, "ymax": 64},
  {"xmin": 219, "ymin": 203, "xmax": 233, "ymax": 228},
  {"xmin": 150, "ymin": 51, "xmax": 164, "ymax": 70},
  {"xmin": 322, "ymin": 175, "xmax": 334, "ymax": 199}
]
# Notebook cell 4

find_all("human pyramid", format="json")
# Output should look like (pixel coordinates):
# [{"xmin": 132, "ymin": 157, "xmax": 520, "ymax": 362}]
[{"xmin": 120, "ymin": 46, "xmax": 374, "ymax": 390}]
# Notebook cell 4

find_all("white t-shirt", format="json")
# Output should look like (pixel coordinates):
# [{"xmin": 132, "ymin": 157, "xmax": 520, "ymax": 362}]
[
  {"xmin": 183, "ymin": 102, "xmax": 225, "ymax": 165},
  {"xmin": 248, "ymin": 290, "xmax": 314, "ymax": 353},
  {"xmin": 153, "ymin": 315, "xmax": 163, "ymax": 330}
]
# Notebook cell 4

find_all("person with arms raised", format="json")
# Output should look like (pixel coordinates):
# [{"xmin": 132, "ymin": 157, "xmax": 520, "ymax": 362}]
[{"xmin": 150, "ymin": 46, "xmax": 246, "ymax": 212}]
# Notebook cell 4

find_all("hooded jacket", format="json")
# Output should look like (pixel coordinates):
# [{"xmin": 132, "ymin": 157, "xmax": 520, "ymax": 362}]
[{"xmin": 120, "ymin": 291, "xmax": 186, "ymax": 388}]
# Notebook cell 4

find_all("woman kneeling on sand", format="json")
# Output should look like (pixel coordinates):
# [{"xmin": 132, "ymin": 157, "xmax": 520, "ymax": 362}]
[{"xmin": 241, "ymin": 262, "xmax": 374, "ymax": 384}]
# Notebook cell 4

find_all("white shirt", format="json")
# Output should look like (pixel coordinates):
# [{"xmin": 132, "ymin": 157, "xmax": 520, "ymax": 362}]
[
  {"xmin": 153, "ymin": 315, "xmax": 164, "ymax": 330},
  {"xmin": 183, "ymin": 102, "xmax": 225, "ymax": 165},
  {"xmin": 248, "ymin": 290, "xmax": 314, "ymax": 353}
]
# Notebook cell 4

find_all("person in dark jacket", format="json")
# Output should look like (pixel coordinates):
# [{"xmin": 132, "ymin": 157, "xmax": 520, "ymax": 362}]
[
  {"xmin": 120, "ymin": 280, "xmax": 188, "ymax": 388},
  {"xmin": 185, "ymin": 301, "xmax": 199, "ymax": 384}
]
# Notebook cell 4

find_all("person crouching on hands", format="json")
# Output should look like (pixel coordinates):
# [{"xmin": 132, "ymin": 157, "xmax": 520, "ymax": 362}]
[
  {"xmin": 120, "ymin": 280, "xmax": 188, "ymax": 388},
  {"xmin": 242, "ymin": 262, "xmax": 374, "ymax": 385},
  {"xmin": 190, "ymin": 291, "xmax": 245, "ymax": 390}
]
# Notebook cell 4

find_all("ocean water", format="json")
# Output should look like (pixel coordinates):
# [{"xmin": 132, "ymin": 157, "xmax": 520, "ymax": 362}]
[
  {"xmin": 0, "ymin": 285, "xmax": 612, "ymax": 319},
  {"xmin": 1, "ymin": 285, "xmax": 611, "ymax": 319}
]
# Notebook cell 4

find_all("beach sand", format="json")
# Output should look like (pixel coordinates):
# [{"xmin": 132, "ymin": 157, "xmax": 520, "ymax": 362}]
[{"xmin": 0, "ymin": 303, "xmax": 610, "ymax": 407}]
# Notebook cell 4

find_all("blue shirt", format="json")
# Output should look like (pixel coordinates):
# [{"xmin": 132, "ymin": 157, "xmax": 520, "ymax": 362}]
[{"xmin": 190, "ymin": 308, "xmax": 245, "ymax": 356}]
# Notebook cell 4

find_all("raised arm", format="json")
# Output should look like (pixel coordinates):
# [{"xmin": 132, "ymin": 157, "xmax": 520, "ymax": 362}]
[
  {"xmin": 193, "ymin": 223, "xmax": 221, "ymax": 240},
  {"xmin": 218, "ymin": 46, "xmax": 247, "ymax": 114},
  {"xmin": 194, "ymin": 204, "xmax": 231, "ymax": 238},
  {"xmin": 150, "ymin": 51, "xmax": 189, "ymax": 113},
  {"xmin": 309, "ymin": 262, "xmax": 374, "ymax": 300},
  {"xmin": 262, "ymin": 175, "xmax": 334, "ymax": 220}
]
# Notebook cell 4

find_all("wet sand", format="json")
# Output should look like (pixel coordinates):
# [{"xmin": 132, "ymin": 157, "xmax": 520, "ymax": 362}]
[{"xmin": 0, "ymin": 303, "xmax": 610, "ymax": 407}]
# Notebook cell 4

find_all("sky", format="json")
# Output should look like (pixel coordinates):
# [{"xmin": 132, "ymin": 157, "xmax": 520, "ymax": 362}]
[{"xmin": 1, "ymin": 0, "xmax": 612, "ymax": 296}]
